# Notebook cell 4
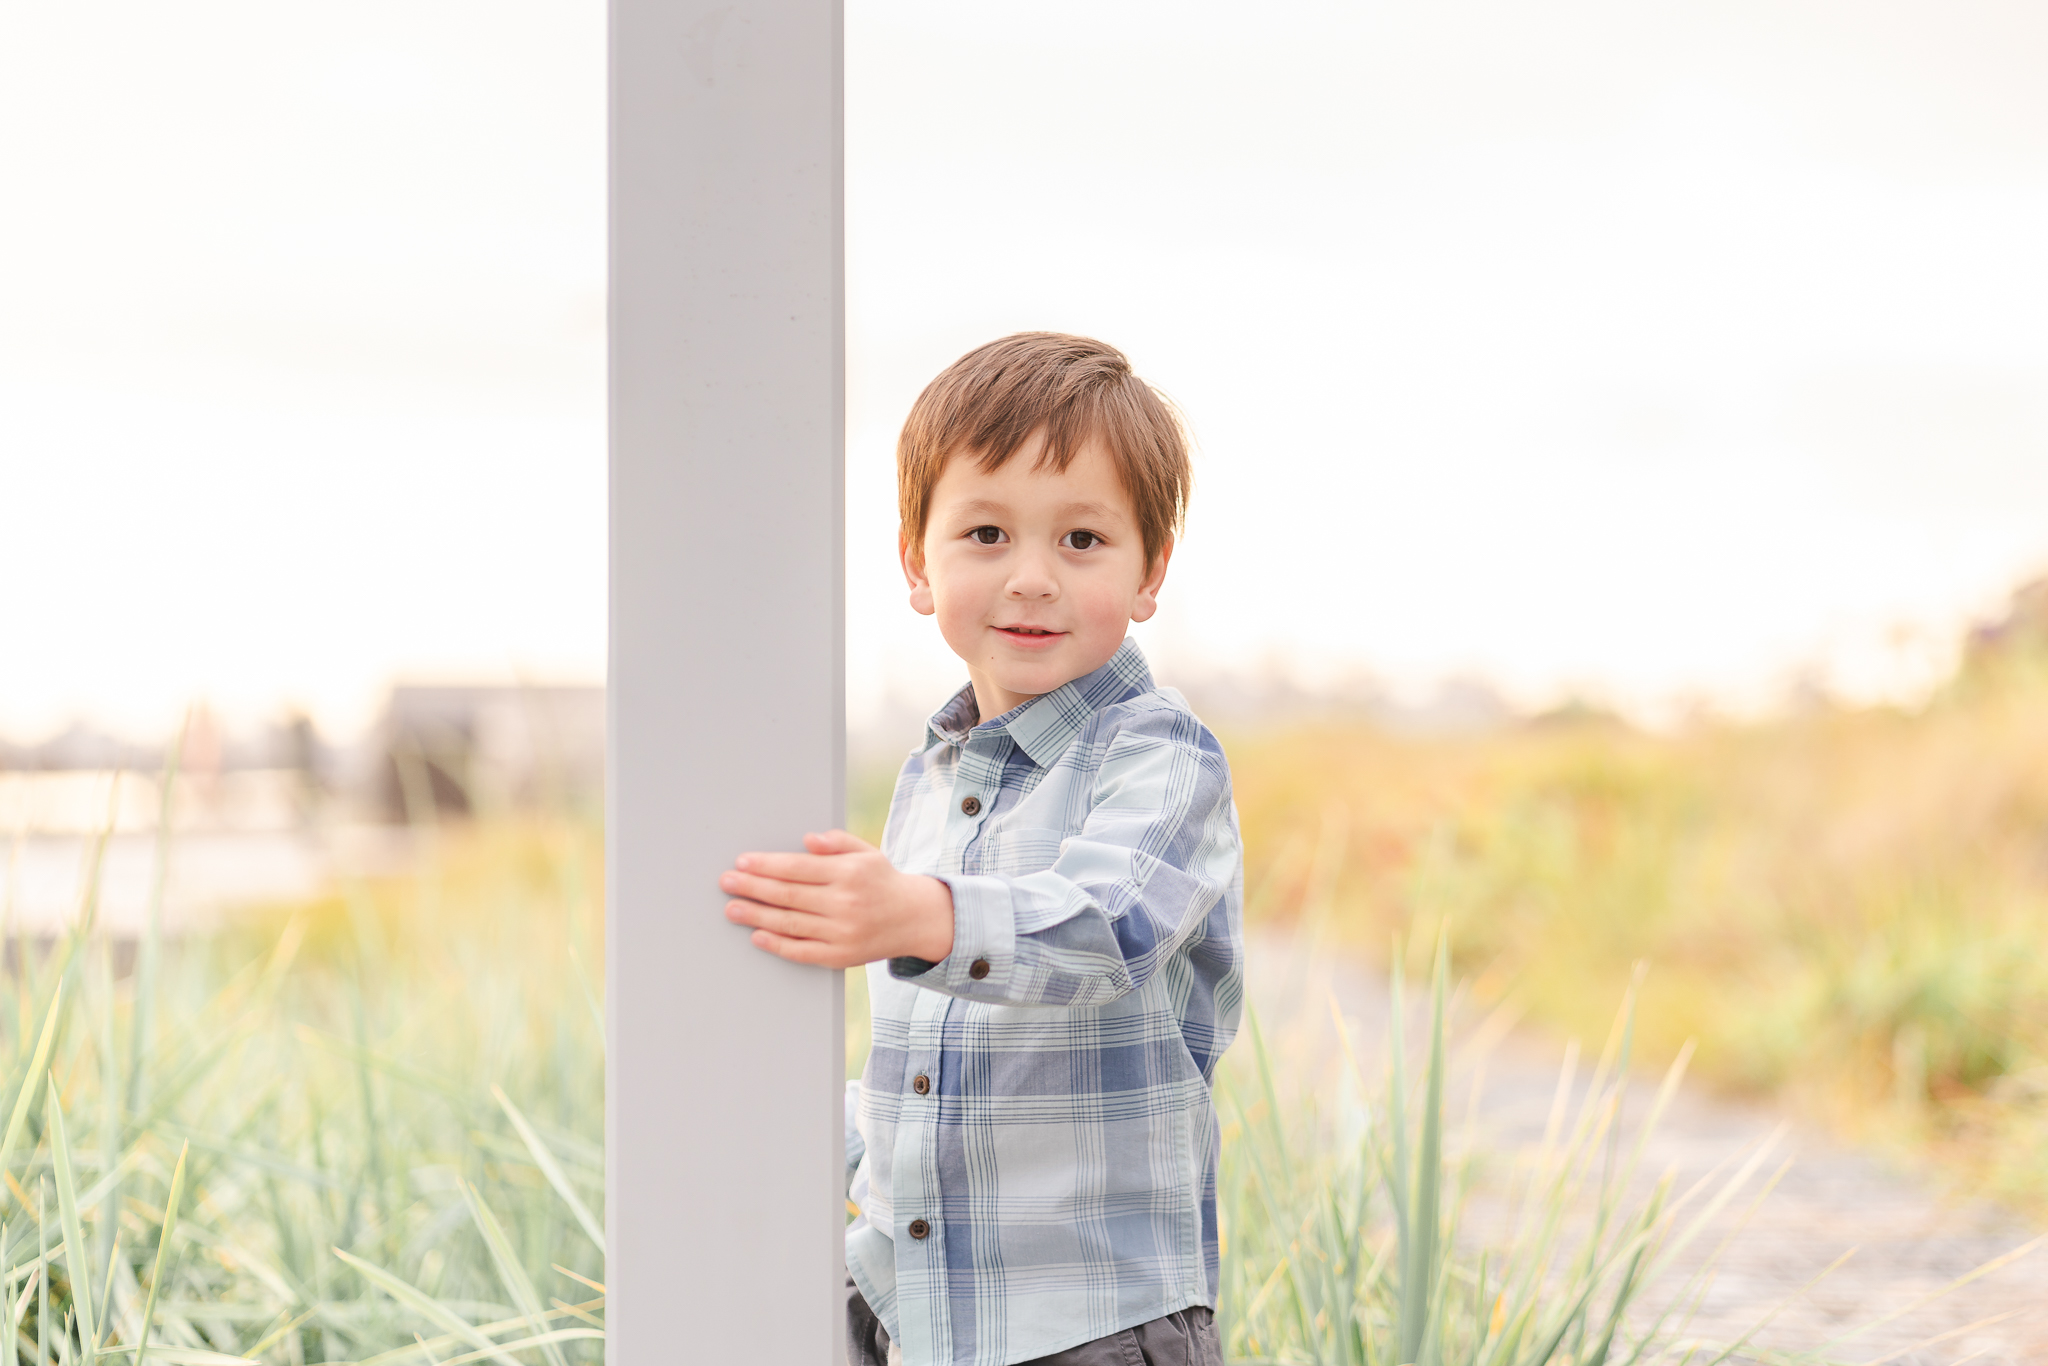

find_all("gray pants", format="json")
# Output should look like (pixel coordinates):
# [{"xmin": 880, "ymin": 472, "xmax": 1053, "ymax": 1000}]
[{"xmin": 845, "ymin": 1277, "xmax": 1222, "ymax": 1366}]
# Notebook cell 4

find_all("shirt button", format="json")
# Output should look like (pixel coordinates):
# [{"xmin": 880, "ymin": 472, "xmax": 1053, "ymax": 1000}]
[
  {"xmin": 912, "ymin": 1073, "xmax": 931, "ymax": 1095},
  {"xmin": 960, "ymin": 795, "xmax": 982, "ymax": 816},
  {"xmin": 969, "ymin": 959, "xmax": 990, "ymax": 981},
  {"xmin": 907, "ymin": 1218, "xmax": 931, "ymax": 1240}
]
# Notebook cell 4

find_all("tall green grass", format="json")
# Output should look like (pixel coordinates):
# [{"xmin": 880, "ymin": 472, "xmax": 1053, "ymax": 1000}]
[
  {"xmin": 1215, "ymin": 941, "xmax": 1802, "ymax": 1366},
  {"xmin": 20, "ymin": 711, "xmax": 2025, "ymax": 1364},
  {"xmin": 0, "ymin": 816, "xmax": 606, "ymax": 1365}
]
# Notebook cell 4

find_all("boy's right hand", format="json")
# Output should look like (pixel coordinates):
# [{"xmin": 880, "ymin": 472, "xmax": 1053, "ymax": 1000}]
[{"xmin": 719, "ymin": 829, "xmax": 956, "ymax": 969}]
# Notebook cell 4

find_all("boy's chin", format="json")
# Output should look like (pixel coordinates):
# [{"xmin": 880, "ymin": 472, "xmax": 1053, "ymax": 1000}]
[
  {"xmin": 992, "ymin": 667, "xmax": 1066, "ymax": 695},
  {"xmin": 988, "ymin": 652, "xmax": 1110, "ymax": 697}
]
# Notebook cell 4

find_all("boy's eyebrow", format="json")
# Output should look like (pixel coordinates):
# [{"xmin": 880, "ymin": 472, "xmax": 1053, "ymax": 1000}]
[
  {"xmin": 1056, "ymin": 501, "xmax": 1125, "ymax": 523},
  {"xmin": 945, "ymin": 498, "xmax": 1129, "ymax": 523}
]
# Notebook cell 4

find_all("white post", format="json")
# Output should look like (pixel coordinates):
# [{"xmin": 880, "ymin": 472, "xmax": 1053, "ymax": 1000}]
[{"xmin": 607, "ymin": 0, "xmax": 844, "ymax": 1359}]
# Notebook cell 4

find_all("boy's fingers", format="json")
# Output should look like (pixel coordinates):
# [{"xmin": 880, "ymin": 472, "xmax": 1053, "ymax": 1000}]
[
  {"xmin": 725, "ymin": 898, "xmax": 829, "ymax": 940},
  {"xmin": 748, "ymin": 928, "xmax": 851, "ymax": 969},
  {"xmin": 733, "ymin": 850, "xmax": 835, "ymax": 883},
  {"xmin": 804, "ymin": 829, "xmax": 871, "ymax": 855},
  {"xmin": 721, "ymin": 871, "xmax": 822, "ymax": 910}
]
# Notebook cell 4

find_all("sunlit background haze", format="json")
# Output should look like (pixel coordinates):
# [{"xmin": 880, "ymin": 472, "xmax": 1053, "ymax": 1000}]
[{"xmin": 5, "ymin": 0, "xmax": 2046, "ymax": 747}]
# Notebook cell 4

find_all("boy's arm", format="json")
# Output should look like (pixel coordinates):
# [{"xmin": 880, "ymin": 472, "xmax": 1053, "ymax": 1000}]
[
  {"xmin": 719, "ymin": 708, "xmax": 1238, "ymax": 1005},
  {"xmin": 895, "ymin": 707, "xmax": 1238, "ymax": 1009}
]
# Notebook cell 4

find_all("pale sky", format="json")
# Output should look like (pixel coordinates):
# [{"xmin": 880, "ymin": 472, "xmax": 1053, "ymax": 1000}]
[{"xmin": 4, "ymin": 0, "xmax": 2045, "ymax": 741}]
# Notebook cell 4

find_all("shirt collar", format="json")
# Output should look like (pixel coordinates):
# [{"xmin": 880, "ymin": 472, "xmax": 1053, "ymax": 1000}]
[{"xmin": 923, "ymin": 638, "xmax": 1156, "ymax": 768}]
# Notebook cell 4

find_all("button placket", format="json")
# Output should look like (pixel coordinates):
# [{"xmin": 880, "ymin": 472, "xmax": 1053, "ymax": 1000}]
[
  {"xmin": 952, "ymin": 734, "xmax": 1006, "ymax": 832},
  {"xmin": 895, "ymin": 991, "xmax": 945, "ymax": 1263}
]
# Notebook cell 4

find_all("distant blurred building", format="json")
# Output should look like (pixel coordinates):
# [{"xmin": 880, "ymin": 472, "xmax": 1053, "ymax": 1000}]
[
  {"xmin": 1167, "ymin": 668, "xmax": 1516, "ymax": 738},
  {"xmin": 0, "ymin": 688, "xmax": 605, "ymax": 826},
  {"xmin": 0, "ymin": 722, "xmax": 161, "ymax": 772},
  {"xmin": 0, "ymin": 687, "xmax": 602, "ymax": 935},
  {"xmin": 373, "ymin": 684, "xmax": 605, "ymax": 820}
]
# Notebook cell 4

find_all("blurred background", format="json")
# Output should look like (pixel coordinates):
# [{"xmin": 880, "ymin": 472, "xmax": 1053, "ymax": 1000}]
[
  {"xmin": 3, "ymin": 2, "xmax": 2048, "ymax": 1338},
  {"xmin": 8, "ymin": 0, "xmax": 2046, "ymax": 747}
]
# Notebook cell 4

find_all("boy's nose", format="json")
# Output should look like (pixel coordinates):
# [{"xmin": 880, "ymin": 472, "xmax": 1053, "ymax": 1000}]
[{"xmin": 1005, "ymin": 550, "xmax": 1060, "ymax": 598}]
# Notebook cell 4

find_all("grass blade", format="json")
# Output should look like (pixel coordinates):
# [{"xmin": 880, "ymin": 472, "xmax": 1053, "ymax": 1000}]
[
  {"xmin": 133, "ymin": 1141, "xmax": 190, "ymax": 1366},
  {"xmin": 1, "ymin": 987, "xmax": 65, "ymax": 1199},
  {"xmin": 38, "ymin": 1182, "xmax": 50, "ymax": 1366},
  {"xmin": 1397, "ymin": 936, "xmax": 1449, "ymax": 1366},
  {"xmin": 457, "ymin": 1180, "xmax": 569, "ymax": 1366},
  {"xmin": 550, "ymin": 1266, "xmax": 604, "ymax": 1297},
  {"xmin": 46, "ymin": 1080, "xmax": 95, "ymax": 1356},
  {"xmin": 425, "ymin": 1328, "xmax": 602, "ymax": 1366},
  {"xmin": 1388, "ymin": 944, "xmax": 1411, "ymax": 1245},
  {"xmin": 349, "ymin": 1299, "xmax": 604, "ymax": 1366},
  {"xmin": 330, "ymin": 1247, "xmax": 522, "ymax": 1366},
  {"xmin": 490, "ymin": 1087, "xmax": 604, "ymax": 1257},
  {"xmin": 240, "ymin": 1310, "xmax": 316, "ymax": 1362},
  {"xmin": 93, "ymin": 1230, "xmax": 118, "ymax": 1355}
]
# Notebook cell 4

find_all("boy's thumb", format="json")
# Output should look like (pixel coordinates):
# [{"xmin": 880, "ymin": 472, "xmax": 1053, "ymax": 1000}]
[{"xmin": 806, "ymin": 828, "xmax": 868, "ymax": 854}]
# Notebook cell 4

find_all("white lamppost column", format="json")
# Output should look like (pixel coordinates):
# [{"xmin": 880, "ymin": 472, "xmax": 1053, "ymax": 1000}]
[{"xmin": 607, "ymin": 0, "xmax": 844, "ymax": 1358}]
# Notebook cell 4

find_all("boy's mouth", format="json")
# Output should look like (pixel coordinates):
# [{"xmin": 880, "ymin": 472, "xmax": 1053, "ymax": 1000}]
[{"xmin": 993, "ymin": 625, "xmax": 1067, "ymax": 648}]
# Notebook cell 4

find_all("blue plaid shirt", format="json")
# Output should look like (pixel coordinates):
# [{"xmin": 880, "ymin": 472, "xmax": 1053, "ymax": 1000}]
[{"xmin": 845, "ymin": 640, "xmax": 1244, "ymax": 1366}]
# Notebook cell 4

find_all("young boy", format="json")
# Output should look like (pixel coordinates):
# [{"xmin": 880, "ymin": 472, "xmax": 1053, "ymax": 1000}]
[{"xmin": 720, "ymin": 334, "xmax": 1243, "ymax": 1366}]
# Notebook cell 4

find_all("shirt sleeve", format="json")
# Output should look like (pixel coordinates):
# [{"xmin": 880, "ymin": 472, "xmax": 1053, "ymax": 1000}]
[{"xmin": 890, "ymin": 704, "xmax": 1239, "ymax": 1008}]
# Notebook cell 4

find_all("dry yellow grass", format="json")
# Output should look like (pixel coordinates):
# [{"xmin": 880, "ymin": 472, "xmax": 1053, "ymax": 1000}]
[{"xmin": 1222, "ymin": 655, "xmax": 2048, "ymax": 1209}]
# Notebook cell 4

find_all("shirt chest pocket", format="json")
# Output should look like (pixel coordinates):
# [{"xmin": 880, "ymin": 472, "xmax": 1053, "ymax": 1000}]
[{"xmin": 974, "ymin": 824, "xmax": 1068, "ymax": 877}]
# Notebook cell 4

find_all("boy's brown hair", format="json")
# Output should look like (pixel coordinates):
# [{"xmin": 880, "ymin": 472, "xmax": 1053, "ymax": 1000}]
[{"xmin": 898, "ymin": 333, "xmax": 1190, "ymax": 568}]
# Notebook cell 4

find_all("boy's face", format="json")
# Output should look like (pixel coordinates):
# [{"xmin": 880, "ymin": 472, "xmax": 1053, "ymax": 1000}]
[{"xmin": 902, "ymin": 430, "xmax": 1170, "ymax": 719}]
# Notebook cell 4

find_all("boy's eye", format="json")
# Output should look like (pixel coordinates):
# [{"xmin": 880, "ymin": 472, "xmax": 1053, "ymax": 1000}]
[
  {"xmin": 968, "ymin": 526, "xmax": 1005, "ymax": 545},
  {"xmin": 1062, "ymin": 530, "xmax": 1101, "ymax": 551}
]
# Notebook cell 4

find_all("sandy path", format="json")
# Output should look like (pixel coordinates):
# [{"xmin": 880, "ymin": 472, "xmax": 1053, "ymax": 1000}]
[{"xmin": 1244, "ymin": 932, "xmax": 2048, "ymax": 1365}]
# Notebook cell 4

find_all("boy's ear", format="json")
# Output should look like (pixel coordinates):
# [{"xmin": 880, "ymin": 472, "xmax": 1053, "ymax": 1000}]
[
  {"xmin": 1129, "ymin": 536, "xmax": 1174, "ymax": 624},
  {"xmin": 900, "ymin": 530, "xmax": 936, "ymax": 616}
]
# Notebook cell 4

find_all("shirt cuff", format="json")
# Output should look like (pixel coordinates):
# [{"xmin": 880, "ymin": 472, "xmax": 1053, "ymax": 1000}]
[{"xmin": 888, "ymin": 873, "xmax": 1015, "ymax": 994}]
